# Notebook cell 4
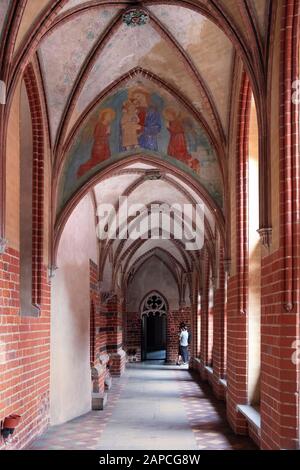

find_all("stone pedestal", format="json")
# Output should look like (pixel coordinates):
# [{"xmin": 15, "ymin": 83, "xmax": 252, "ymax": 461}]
[
  {"xmin": 92, "ymin": 391, "xmax": 107, "ymax": 410},
  {"xmin": 91, "ymin": 355, "xmax": 109, "ymax": 409},
  {"xmin": 109, "ymin": 349, "xmax": 126, "ymax": 377},
  {"xmin": 105, "ymin": 375, "xmax": 112, "ymax": 390}
]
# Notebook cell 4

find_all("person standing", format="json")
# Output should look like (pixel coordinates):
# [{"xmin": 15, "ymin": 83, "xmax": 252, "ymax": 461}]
[{"xmin": 179, "ymin": 323, "xmax": 189, "ymax": 365}]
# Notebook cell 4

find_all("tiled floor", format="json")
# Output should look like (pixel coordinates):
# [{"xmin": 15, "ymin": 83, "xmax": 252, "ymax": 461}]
[{"xmin": 28, "ymin": 362, "xmax": 257, "ymax": 450}]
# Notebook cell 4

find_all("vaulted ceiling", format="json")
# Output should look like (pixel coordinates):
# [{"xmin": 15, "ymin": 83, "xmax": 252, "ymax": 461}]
[{"xmin": 1, "ymin": 0, "xmax": 271, "ymax": 298}]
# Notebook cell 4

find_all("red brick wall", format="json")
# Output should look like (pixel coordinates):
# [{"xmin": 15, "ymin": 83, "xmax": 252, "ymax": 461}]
[
  {"xmin": 211, "ymin": 251, "xmax": 226, "ymax": 399},
  {"xmin": 226, "ymin": 71, "xmax": 251, "ymax": 435},
  {"xmin": 226, "ymin": 274, "xmax": 248, "ymax": 434},
  {"xmin": 99, "ymin": 295, "xmax": 126, "ymax": 377},
  {"xmin": 89, "ymin": 260, "xmax": 98, "ymax": 363},
  {"xmin": 125, "ymin": 312, "xmax": 141, "ymax": 361},
  {"xmin": 24, "ymin": 65, "xmax": 44, "ymax": 308},
  {"xmin": 260, "ymin": 252, "xmax": 299, "ymax": 450},
  {"xmin": 0, "ymin": 248, "xmax": 50, "ymax": 450},
  {"xmin": 166, "ymin": 308, "xmax": 192, "ymax": 363},
  {"xmin": 258, "ymin": 0, "xmax": 300, "ymax": 450},
  {"xmin": 124, "ymin": 307, "xmax": 192, "ymax": 364},
  {"xmin": 199, "ymin": 250, "xmax": 209, "ymax": 375}
]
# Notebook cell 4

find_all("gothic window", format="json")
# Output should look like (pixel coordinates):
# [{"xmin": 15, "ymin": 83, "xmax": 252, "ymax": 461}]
[{"xmin": 141, "ymin": 293, "xmax": 167, "ymax": 317}]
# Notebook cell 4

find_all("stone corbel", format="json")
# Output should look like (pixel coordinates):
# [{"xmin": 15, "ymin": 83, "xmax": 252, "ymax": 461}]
[
  {"xmin": 143, "ymin": 169, "xmax": 163, "ymax": 180},
  {"xmin": 101, "ymin": 291, "xmax": 117, "ymax": 305},
  {"xmin": 0, "ymin": 237, "xmax": 7, "ymax": 254},
  {"xmin": 48, "ymin": 265, "xmax": 58, "ymax": 280},
  {"xmin": 210, "ymin": 276, "xmax": 217, "ymax": 291},
  {"xmin": 223, "ymin": 258, "xmax": 231, "ymax": 277},
  {"xmin": 257, "ymin": 227, "xmax": 272, "ymax": 250}
]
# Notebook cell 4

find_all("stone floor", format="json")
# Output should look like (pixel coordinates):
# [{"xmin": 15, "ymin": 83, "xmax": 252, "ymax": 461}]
[{"xmin": 28, "ymin": 362, "xmax": 257, "ymax": 450}]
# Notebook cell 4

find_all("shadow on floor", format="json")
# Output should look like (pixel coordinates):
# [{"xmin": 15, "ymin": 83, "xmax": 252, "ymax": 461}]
[{"xmin": 28, "ymin": 361, "xmax": 257, "ymax": 450}]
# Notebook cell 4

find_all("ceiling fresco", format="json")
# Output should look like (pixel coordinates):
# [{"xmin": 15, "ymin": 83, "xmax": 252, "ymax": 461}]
[
  {"xmin": 148, "ymin": 5, "xmax": 233, "ymax": 131},
  {"xmin": 58, "ymin": 77, "xmax": 223, "ymax": 213},
  {"xmin": 69, "ymin": 18, "xmax": 208, "ymax": 133},
  {"xmin": 38, "ymin": 6, "xmax": 120, "ymax": 143},
  {"xmin": 1, "ymin": 0, "xmax": 268, "ymax": 229}
]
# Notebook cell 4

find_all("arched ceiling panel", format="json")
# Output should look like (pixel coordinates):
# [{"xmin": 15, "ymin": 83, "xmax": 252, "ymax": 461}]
[
  {"xmin": 252, "ymin": 0, "xmax": 268, "ymax": 38},
  {"xmin": 126, "ymin": 241, "xmax": 187, "ymax": 272},
  {"xmin": 166, "ymin": 174, "xmax": 217, "ymax": 231},
  {"xmin": 38, "ymin": 6, "xmax": 120, "ymax": 143},
  {"xmin": 111, "ymin": 209, "xmax": 197, "ymax": 261},
  {"xmin": 126, "ymin": 255, "xmax": 180, "ymax": 311},
  {"xmin": 60, "ymin": 0, "xmax": 89, "ymax": 15},
  {"xmin": 148, "ymin": 5, "xmax": 233, "ymax": 131},
  {"xmin": 58, "ymin": 76, "xmax": 223, "ymax": 215},
  {"xmin": 218, "ymin": 0, "xmax": 247, "ymax": 33},
  {"xmin": 69, "ymin": 20, "xmax": 211, "ymax": 132},
  {"xmin": 93, "ymin": 173, "xmax": 141, "ymax": 206},
  {"xmin": 14, "ymin": 0, "xmax": 51, "ymax": 55},
  {"xmin": 0, "ymin": 0, "xmax": 11, "ymax": 42}
]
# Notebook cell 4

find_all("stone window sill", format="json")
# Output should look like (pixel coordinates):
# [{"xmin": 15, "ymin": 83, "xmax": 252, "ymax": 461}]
[
  {"xmin": 237, "ymin": 404, "xmax": 261, "ymax": 430},
  {"xmin": 219, "ymin": 378, "xmax": 227, "ymax": 388},
  {"xmin": 205, "ymin": 365, "xmax": 213, "ymax": 375}
]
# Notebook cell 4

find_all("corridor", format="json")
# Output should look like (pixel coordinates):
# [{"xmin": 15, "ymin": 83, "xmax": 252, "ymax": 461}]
[
  {"xmin": 29, "ymin": 364, "xmax": 256, "ymax": 450},
  {"xmin": 1, "ymin": 1, "xmax": 299, "ymax": 451}
]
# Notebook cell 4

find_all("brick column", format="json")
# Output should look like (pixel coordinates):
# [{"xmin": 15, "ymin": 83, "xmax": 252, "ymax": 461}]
[
  {"xmin": 101, "ymin": 293, "xmax": 126, "ymax": 377},
  {"xmin": 166, "ymin": 306, "xmax": 192, "ymax": 363},
  {"xmin": 0, "ymin": 249, "xmax": 50, "ymax": 450},
  {"xmin": 90, "ymin": 261, "xmax": 110, "ymax": 409},
  {"xmin": 212, "ymin": 249, "xmax": 226, "ymax": 399},
  {"xmin": 260, "ymin": 0, "xmax": 300, "ymax": 449},
  {"xmin": 227, "ymin": 72, "xmax": 251, "ymax": 434},
  {"xmin": 199, "ymin": 249, "xmax": 210, "ymax": 379}
]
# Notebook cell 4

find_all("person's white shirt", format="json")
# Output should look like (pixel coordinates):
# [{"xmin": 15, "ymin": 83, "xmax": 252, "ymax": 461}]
[{"xmin": 180, "ymin": 330, "xmax": 189, "ymax": 346}]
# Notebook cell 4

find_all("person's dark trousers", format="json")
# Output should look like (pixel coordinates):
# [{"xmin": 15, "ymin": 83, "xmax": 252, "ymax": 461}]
[{"xmin": 180, "ymin": 345, "xmax": 189, "ymax": 363}]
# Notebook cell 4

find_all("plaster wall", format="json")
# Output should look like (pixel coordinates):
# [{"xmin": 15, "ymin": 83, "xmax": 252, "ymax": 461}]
[{"xmin": 50, "ymin": 194, "xmax": 98, "ymax": 425}]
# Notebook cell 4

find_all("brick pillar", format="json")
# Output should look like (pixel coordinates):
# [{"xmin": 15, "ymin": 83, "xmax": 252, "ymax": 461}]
[
  {"xmin": 199, "ymin": 249, "xmax": 210, "ymax": 379},
  {"xmin": 102, "ymin": 293, "xmax": 126, "ymax": 377},
  {"xmin": 212, "ymin": 249, "xmax": 226, "ymax": 399},
  {"xmin": 227, "ymin": 72, "xmax": 251, "ymax": 434},
  {"xmin": 260, "ymin": 0, "xmax": 300, "ymax": 449},
  {"xmin": 90, "ymin": 261, "xmax": 110, "ymax": 408},
  {"xmin": 190, "ymin": 297, "xmax": 198, "ymax": 361}
]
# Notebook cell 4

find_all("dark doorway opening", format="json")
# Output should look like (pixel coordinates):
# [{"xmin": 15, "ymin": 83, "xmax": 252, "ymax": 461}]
[
  {"xmin": 141, "ymin": 292, "xmax": 168, "ymax": 361},
  {"xmin": 142, "ymin": 313, "xmax": 167, "ymax": 361}
]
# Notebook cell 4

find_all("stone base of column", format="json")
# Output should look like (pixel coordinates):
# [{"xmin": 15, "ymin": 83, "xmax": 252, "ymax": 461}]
[
  {"xmin": 109, "ymin": 349, "xmax": 126, "ymax": 376},
  {"xmin": 105, "ymin": 375, "xmax": 112, "ymax": 390},
  {"xmin": 227, "ymin": 398, "xmax": 248, "ymax": 435},
  {"xmin": 91, "ymin": 353, "xmax": 110, "ymax": 398},
  {"xmin": 92, "ymin": 392, "xmax": 108, "ymax": 410}
]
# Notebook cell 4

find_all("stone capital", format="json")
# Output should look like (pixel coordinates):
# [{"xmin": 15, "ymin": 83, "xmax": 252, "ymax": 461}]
[
  {"xmin": 0, "ymin": 237, "xmax": 7, "ymax": 254},
  {"xmin": 257, "ymin": 227, "xmax": 272, "ymax": 250},
  {"xmin": 223, "ymin": 258, "xmax": 231, "ymax": 277},
  {"xmin": 48, "ymin": 265, "xmax": 58, "ymax": 280}
]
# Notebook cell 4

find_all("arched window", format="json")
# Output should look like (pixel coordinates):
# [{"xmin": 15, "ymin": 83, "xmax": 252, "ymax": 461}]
[{"xmin": 247, "ymin": 94, "xmax": 261, "ymax": 406}]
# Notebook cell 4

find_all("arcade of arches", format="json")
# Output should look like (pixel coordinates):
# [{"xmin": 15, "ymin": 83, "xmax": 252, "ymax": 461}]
[{"xmin": 0, "ymin": 0, "xmax": 299, "ymax": 451}]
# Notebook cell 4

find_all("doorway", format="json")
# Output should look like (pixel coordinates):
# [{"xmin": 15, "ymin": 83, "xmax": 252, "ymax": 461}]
[
  {"xmin": 142, "ymin": 313, "xmax": 167, "ymax": 360},
  {"xmin": 141, "ymin": 292, "xmax": 167, "ymax": 361}
]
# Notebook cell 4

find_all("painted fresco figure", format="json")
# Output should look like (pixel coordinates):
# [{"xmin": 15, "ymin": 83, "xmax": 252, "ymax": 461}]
[
  {"xmin": 163, "ymin": 108, "xmax": 192, "ymax": 164},
  {"xmin": 129, "ymin": 88, "xmax": 161, "ymax": 152},
  {"xmin": 77, "ymin": 108, "xmax": 115, "ymax": 178},
  {"xmin": 121, "ymin": 100, "xmax": 141, "ymax": 150},
  {"xmin": 164, "ymin": 108, "xmax": 202, "ymax": 174}
]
